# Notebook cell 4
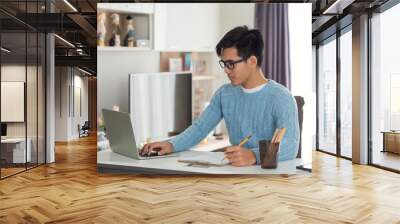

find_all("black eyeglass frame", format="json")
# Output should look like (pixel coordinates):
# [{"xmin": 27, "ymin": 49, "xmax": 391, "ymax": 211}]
[{"xmin": 219, "ymin": 58, "xmax": 246, "ymax": 70}]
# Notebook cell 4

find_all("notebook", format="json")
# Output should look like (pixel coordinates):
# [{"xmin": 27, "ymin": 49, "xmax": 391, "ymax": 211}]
[{"xmin": 178, "ymin": 151, "xmax": 229, "ymax": 167}]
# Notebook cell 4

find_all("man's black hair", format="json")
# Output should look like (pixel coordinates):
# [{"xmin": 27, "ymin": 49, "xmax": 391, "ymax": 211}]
[{"xmin": 216, "ymin": 26, "xmax": 264, "ymax": 67}]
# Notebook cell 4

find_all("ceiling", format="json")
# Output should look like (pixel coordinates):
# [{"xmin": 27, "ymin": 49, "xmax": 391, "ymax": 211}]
[
  {"xmin": 1, "ymin": 0, "xmax": 396, "ymax": 75},
  {"xmin": 310, "ymin": 0, "xmax": 391, "ymax": 44},
  {"xmin": 0, "ymin": 0, "xmax": 98, "ymax": 75}
]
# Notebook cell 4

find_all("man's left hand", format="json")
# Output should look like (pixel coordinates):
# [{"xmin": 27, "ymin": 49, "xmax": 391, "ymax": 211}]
[{"xmin": 224, "ymin": 146, "xmax": 256, "ymax": 166}]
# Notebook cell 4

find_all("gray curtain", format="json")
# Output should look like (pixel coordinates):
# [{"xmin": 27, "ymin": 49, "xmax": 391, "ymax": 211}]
[{"xmin": 255, "ymin": 3, "xmax": 291, "ymax": 90}]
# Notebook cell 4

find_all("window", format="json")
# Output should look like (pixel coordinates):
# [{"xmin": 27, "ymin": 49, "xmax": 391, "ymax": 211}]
[
  {"xmin": 371, "ymin": 2, "xmax": 400, "ymax": 171},
  {"xmin": 339, "ymin": 28, "xmax": 352, "ymax": 158},
  {"xmin": 317, "ymin": 36, "xmax": 337, "ymax": 155},
  {"xmin": 0, "ymin": 1, "xmax": 46, "ymax": 179}
]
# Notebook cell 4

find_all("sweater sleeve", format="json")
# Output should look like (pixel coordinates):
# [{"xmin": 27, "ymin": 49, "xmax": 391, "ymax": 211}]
[
  {"xmin": 250, "ymin": 147, "xmax": 261, "ymax": 165},
  {"xmin": 168, "ymin": 86, "xmax": 224, "ymax": 152},
  {"xmin": 273, "ymin": 94, "xmax": 300, "ymax": 161}
]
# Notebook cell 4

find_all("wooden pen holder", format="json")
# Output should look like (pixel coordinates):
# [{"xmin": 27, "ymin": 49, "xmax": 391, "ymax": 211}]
[{"xmin": 259, "ymin": 140, "xmax": 280, "ymax": 169}]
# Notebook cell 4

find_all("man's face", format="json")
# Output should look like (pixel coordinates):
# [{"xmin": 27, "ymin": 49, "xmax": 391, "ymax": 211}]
[{"xmin": 220, "ymin": 47, "xmax": 250, "ymax": 86}]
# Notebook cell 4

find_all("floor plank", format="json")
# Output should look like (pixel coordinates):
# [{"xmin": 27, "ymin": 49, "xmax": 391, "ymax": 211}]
[
  {"xmin": 0, "ymin": 135, "xmax": 399, "ymax": 223},
  {"xmin": 372, "ymin": 150, "xmax": 400, "ymax": 171}
]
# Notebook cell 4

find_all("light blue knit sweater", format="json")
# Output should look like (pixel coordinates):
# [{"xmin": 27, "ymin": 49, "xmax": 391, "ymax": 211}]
[{"xmin": 169, "ymin": 80, "xmax": 300, "ymax": 164}]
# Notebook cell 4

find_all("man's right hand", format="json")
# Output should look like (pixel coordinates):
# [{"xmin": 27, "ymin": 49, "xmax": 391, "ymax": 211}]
[{"xmin": 140, "ymin": 141, "xmax": 174, "ymax": 156}]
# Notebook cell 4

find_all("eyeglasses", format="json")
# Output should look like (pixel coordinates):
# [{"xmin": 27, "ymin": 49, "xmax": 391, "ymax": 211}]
[{"xmin": 219, "ymin": 58, "xmax": 246, "ymax": 70}]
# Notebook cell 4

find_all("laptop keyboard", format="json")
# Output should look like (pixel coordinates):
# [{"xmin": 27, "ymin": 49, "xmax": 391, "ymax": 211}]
[
  {"xmin": 140, "ymin": 151, "xmax": 160, "ymax": 158},
  {"xmin": 147, "ymin": 151, "xmax": 159, "ymax": 157}
]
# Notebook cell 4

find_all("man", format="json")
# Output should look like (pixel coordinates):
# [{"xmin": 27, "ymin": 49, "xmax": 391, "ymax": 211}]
[{"xmin": 141, "ymin": 26, "xmax": 299, "ymax": 166}]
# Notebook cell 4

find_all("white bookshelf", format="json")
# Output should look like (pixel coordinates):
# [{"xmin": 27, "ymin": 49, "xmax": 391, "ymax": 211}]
[
  {"xmin": 97, "ymin": 46, "xmax": 152, "ymax": 52},
  {"xmin": 192, "ymin": 75, "xmax": 214, "ymax": 81},
  {"xmin": 97, "ymin": 3, "xmax": 154, "ymax": 14}
]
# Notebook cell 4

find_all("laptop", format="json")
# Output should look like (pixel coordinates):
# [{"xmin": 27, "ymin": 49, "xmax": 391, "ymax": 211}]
[{"xmin": 102, "ymin": 109, "xmax": 176, "ymax": 159}]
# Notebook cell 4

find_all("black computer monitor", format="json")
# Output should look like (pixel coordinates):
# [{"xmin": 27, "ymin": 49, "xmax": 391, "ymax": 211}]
[{"xmin": 1, "ymin": 123, "xmax": 7, "ymax": 137}]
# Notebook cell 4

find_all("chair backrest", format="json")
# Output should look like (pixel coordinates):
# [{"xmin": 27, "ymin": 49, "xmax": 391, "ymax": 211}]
[
  {"xmin": 82, "ymin": 121, "xmax": 90, "ymax": 129},
  {"xmin": 294, "ymin": 96, "xmax": 305, "ymax": 158}
]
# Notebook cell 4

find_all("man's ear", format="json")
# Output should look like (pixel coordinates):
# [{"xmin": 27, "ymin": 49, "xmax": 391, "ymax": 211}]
[{"xmin": 248, "ymin": 56, "xmax": 258, "ymax": 68}]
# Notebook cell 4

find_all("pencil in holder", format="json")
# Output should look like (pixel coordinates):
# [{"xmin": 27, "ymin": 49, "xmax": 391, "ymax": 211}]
[{"xmin": 259, "ymin": 140, "xmax": 280, "ymax": 169}]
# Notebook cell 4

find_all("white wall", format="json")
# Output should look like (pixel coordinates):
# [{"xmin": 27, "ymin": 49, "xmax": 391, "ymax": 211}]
[
  {"xmin": 97, "ymin": 51, "xmax": 160, "ymax": 114},
  {"xmin": 219, "ymin": 3, "xmax": 255, "ymax": 37},
  {"xmin": 55, "ymin": 67, "xmax": 89, "ymax": 141},
  {"xmin": 72, "ymin": 74, "xmax": 89, "ymax": 138},
  {"xmin": 55, "ymin": 67, "xmax": 69, "ymax": 141},
  {"xmin": 214, "ymin": 3, "xmax": 255, "ymax": 91},
  {"xmin": 289, "ymin": 3, "xmax": 313, "ymax": 163}
]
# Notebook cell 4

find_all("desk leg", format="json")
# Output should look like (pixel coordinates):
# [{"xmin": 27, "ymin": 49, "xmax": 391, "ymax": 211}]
[
  {"xmin": 382, "ymin": 133, "xmax": 386, "ymax": 152},
  {"xmin": 296, "ymin": 165, "xmax": 312, "ymax": 172}
]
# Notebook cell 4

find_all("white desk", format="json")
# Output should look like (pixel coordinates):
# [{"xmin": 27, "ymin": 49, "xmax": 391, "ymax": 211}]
[
  {"xmin": 1, "ymin": 138, "xmax": 31, "ymax": 163},
  {"xmin": 97, "ymin": 150, "xmax": 301, "ymax": 175}
]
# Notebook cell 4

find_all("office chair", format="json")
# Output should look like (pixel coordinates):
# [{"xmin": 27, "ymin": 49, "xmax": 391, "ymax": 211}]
[
  {"xmin": 294, "ymin": 96, "xmax": 305, "ymax": 159},
  {"xmin": 294, "ymin": 96, "xmax": 311, "ymax": 172},
  {"xmin": 79, "ymin": 121, "xmax": 90, "ymax": 138}
]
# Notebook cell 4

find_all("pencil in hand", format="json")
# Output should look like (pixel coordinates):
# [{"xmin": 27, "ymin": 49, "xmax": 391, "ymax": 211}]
[
  {"xmin": 238, "ymin": 135, "xmax": 252, "ymax": 147},
  {"xmin": 222, "ymin": 135, "xmax": 252, "ymax": 163}
]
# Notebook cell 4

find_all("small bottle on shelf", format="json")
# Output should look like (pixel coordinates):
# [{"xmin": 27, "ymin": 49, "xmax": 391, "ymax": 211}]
[
  {"xmin": 124, "ymin": 15, "xmax": 136, "ymax": 47},
  {"xmin": 109, "ymin": 13, "xmax": 121, "ymax": 47}
]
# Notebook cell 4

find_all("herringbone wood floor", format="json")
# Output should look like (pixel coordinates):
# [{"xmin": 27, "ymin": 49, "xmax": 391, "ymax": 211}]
[{"xmin": 1, "ymin": 135, "xmax": 400, "ymax": 223}]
